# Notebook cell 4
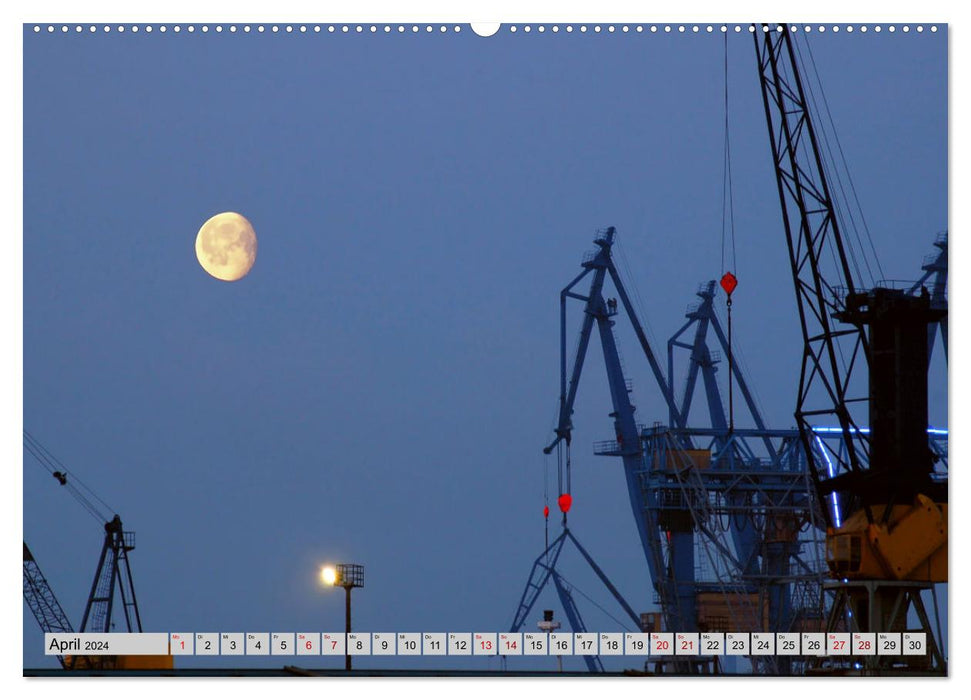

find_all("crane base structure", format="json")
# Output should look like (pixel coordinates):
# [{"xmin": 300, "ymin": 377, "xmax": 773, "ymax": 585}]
[
  {"xmin": 809, "ymin": 579, "xmax": 946, "ymax": 675},
  {"xmin": 511, "ymin": 527, "xmax": 635, "ymax": 674}
]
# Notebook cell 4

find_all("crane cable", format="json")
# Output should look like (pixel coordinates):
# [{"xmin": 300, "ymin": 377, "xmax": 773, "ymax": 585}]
[
  {"xmin": 544, "ymin": 392, "xmax": 562, "ymax": 558},
  {"xmin": 796, "ymin": 33, "xmax": 885, "ymax": 288},
  {"xmin": 720, "ymin": 31, "xmax": 738, "ymax": 280},
  {"xmin": 543, "ymin": 451, "xmax": 550, "ymax": 557},
  {"xmin": 563, "ymin": 441, "xmax": 572, "ymax": 527},
  {"xmin": 23, "ymin": 430, "xmax": 113, "ymax": 525},
  {"xmin": 556, "ymin": 572, "xmax": 636, "ymax": 633},
  {"xmin": 720, "ymin": 32, "xmax": 738, "ymax": 435}
]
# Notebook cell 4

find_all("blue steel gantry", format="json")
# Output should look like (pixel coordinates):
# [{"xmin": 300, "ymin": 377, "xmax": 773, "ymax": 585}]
[
  {"xmin": 510, "ymin": 226, "xmax": 947, "ymax": 674},
  {"xmin": 511, "ymin": 226, "xmax": 827, "ymax": 673}
]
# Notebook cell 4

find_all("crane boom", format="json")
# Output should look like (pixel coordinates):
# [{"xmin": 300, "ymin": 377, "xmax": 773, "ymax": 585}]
[
  {"xmin": 23, "ymin": 543, "xmax": 74, "ymax": 636},
  {"xmin": 24, "ymin": 542, "xmax": 74, "ymax": 669},
  {"xmin": 753, "ymin": 26, "xmax": 871, "ymax": 527},
  {"xmin": 754, "ymin": 20, "xmax": 946, "ymax": 539},
  {"xmin": 543, "ymin": 227, "xmax": 694, "ymax": 634}
]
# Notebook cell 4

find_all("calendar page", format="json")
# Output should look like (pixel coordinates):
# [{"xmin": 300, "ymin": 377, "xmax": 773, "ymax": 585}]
[{"xmin": 20, "ymin": 0, "xmax": 950, "ymax": 684}]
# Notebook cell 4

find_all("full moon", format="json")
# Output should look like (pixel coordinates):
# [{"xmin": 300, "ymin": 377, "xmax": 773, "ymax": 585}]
[{"xmin": 195, "ymin": 212, "xmax": 258, "ymax": 282}]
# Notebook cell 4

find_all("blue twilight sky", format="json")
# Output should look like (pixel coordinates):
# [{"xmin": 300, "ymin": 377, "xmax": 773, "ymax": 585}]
[{"xmin": 23, "ymin": 24, "xmax": 946, "ymax": 671}]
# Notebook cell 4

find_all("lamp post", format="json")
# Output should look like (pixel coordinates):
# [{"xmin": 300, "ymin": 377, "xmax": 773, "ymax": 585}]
[{"xmin": 322, "ymin": 563, "xmax": 364, "ymax": 671}]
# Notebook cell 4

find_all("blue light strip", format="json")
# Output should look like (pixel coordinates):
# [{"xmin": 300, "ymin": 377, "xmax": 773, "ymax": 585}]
[
  {"xmin": 814, "ymin": 436, "xmax": 842, "ymax": 528},
  {"xmin": 808, "ymin": 427, "xmax": 946, "ymax": 530},
  {"xmin": 811, "ymin": 427, "xmax": 948, "ymax": 436},
  {"xmin": 811, "ymin": 426, "xmax": 868, "ymax": 434}
]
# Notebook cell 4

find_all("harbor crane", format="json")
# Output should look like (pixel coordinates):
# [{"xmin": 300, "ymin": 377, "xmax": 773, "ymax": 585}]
[
  {"xmin": 511, "ymin": 27, "xmax": 947, "ymax": 677},
  {"xmin": 513, "ymin": 227, "xmax": 833, "ymax": 674},
  {"xmin": 23, "ymin": 431, "xmax": 172, "ymax": 670},
  {"xmin": 753, "ymin": 25, "xmax": 946, "ymax": 673}
]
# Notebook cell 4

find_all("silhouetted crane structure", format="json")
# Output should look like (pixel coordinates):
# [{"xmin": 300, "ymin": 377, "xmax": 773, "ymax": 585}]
[
  {"xmin": 511, "ymin": 24, "xmax": 947, "ymax": 674},
  {"xmin": 512, "ymin": 228, "xmax": 841, "ymax": 674},
  {"xmin": 754, "ymin": 24, "xmax": 946, "ymax": 674},
  {"xmin": 511, "ymin": 141, "xmax": 947, "ymax": 675},
  {"xmin": 23, "ymin": 541, "xmax": 75, "ymax": 668},
  {"xmin": 909, "ymin": 232, "xmax": 948, "ymax": 363},
  {"xmin": 23, "ymin": 431, "xmax": 163, "ymax": 670}
]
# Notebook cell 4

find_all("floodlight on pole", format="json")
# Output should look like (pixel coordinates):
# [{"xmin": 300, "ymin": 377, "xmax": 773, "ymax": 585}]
[{"xmin": 322, "ymin": 563, "xmax": 364, "ymax": 671}]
